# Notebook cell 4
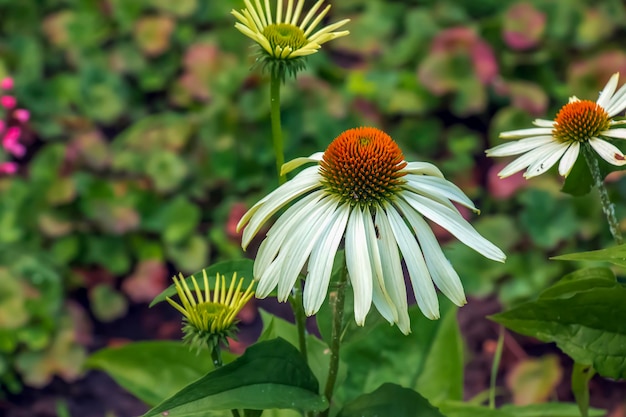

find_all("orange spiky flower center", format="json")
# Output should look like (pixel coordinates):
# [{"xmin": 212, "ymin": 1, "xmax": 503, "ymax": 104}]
[
  {"xmin": 552, "ymin": 99, "xmax": 610, "ymax": 143},
  {"xmin": 319, "ymin": 127, "xmax": 407, "ymax": 207}
]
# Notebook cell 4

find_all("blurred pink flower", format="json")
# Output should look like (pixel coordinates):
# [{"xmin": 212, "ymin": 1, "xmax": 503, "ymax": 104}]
[
  {"xmin": 502, "ymin": 3, "xmax": 546, "ymax": 50},
  {"xmin": 0, "ymin": 162, "xmax": 18, "ymax": 175},
  {"xmin": 2, "ymin": 126, "xmax": 26, "ymax": 157},
  {"xmin": 1, "ymin": 95, "xmax": 16, "ymax": 109},
  {"xmin": 488, "ymin": 162, "xmax": 527, "ymax": 199},
  {"xmin": 14, "ymin": 109, "xmax": 30, "ymax": 123},
  {"xmin": 0, "ymin": 77, "xmax": 13, "ymax": 90}
]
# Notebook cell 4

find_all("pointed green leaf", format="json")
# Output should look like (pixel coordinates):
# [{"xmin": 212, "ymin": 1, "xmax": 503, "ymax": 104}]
[
  {"xmin": 141, "ymin": 338, "xmax": 327, "ymax": 416},
  {"xmin": 149, "ymin": 259, "xmax": 254, "ymax": 307},
  {"xmin": 538, "ymin": 267, "xmax": 616, "ymax": 300},
  {"xmin": 490, "ymin": 285, "xmax": 626, "ymax": 379},
  {"xmin": 337, "ymin": 383, "xmax": 445, "ymax": 417},
  {"xmin": 85, "ymin": 341, "xmax": 215, "ymax": 406},
  {"xmin": 551, "ymin": 244, "xmax": 626, "ymax": 268},
  {"xmin": 571, "ymin": 363, "xmax": 595, "ymax": 417}
]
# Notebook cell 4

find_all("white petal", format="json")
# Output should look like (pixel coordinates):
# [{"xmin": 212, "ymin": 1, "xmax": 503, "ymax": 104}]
[
  {"xmin": 605, "ymin": 82, "xmax": 626, "ymax": 116},
  {"xmin": 281, "ymin": 152, "xmax": 324, "ymax": 176},
  {"xmin": 400, "ymin": 192, "xmax": 506, "ymax": 263},
  {"xmin": 558, "ymin": 142, "xmax": 580, "ymax": 177},
  {"xmin": 256, "ymin": 256, "xmax": 283, "ymax": 298},
  {"xmin": 275, "ymin": 197, "xmax": 340, "ymax": 301},
  {"xmin": 486, "ymin": 136, "xmax": 555, "ymax": 157},
  {"xmin": 497, "ymin": 142, "xmax": 566, "ymax": 178},
  {"xmin": 374, "ymin": 207, "xmax": 410, "ymax": 334},
  {"xmin": 303, "ymin": 203, "xmax": 350, "ymax": 315},
  {"xmin": 402, "ymin": 161, "xmax": 444, "ymax": 178},
  {"xmin": 601, "ymin": 128, "xmax": 626, "ymax": 140},
  {"xmin": 239, "ymin": 166, "xmax": 321, "ymax": 248},
  {"xmin": 597, "ymin": 73, "xmax": 619, "ymax": 109},
  {"xmin": 404, "ymin": 175, "xmax": 477, "ymax": 212},
  {"xmin": 363, "ymin": 206, "xmax": 398, "ymax": 324},
  {"xmin": 386, "ymin": 206, "xmax": 439, "ymax": 320},
  {"xmin": 524, "ymin": 141, "xmax": 569, "ymax": 178},
  {"xmin": 254, "ymin": 190, "xmax": 325, "ymax": 277},
  {"xmin": 499, "ymin": 127, "xmax": 553, "ymax": 139},
  {"xmin": 345, "ymin": 207, "xmax": 373, "ymax": 325},
  {"xmin": 589, "ymin": 138, "xmax": 626, "ymax": 166},
  {"xmin": 396, "ymin": 199, "xmax": 466, "ymax": 307},
  {"xmin": 532, "ymin": 119, "xmax": 556, "ymax": 128}
]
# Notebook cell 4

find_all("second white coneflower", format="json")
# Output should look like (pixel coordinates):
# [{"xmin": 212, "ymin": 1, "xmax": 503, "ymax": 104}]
[
  {"xmin": 237, "ymin": 127, "xmax": 506, "ymax": 334},
  {"xmin": 487, "ymin": 72, "xmax": 626, "ymax": 178}
]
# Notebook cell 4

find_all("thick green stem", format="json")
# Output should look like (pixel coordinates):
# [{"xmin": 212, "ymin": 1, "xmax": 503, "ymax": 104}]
[
  {"xmin": 489, "ymin": 326, "xmax": 505, "ymax": 409},
  {"xmin": 321, "ymin": 268, "xmax": 348, "ymax": 417},
  {"xmin": 211, "ymin": 343, "xmax": 241, "ymax": 417},
  {"xmin": 572, "ymin": 363, "xmax": 595, "ymax": 417},
  {"xmin": 270, "ymin": 72, "xmax": 286, "ymax": 185},
  {"xmin": 290, "ymin": 280, "xmax": 308, "ymax": 363},
  {"xmin": 582, "ymin": 145, "xmax": 624, "ymax": 245}
]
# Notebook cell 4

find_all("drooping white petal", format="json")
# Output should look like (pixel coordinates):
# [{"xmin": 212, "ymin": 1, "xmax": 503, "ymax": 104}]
[
  {"xmin": 386, "ymin": 206, "xmax": 439, "ymax": 320},
  {"xmin": 402, "ymin": 161, "xmax": 444, "ymax": 178},
  {"xmin": 396, "ymin": 199, "xmax": 466, "ymax": 307},
  {"xmin": 486, "ymin": 136, "xmax": 555, "ymax": 157},
  {"xmin": 404, "ymin": 175, "xmax": 477, "ymax": 212},
  {"xmin": 559, "ymin": 142, "xmax": 580, "ymax": 177},
  {"xmin": 303, "ymin": 203, "xmax": 350, "ymax": 315},
  {"xmin": 374, "ymin": 206, "xmax": 410, "ymax": 334},
  {"xmin": 497, "ymin": 142, "xmax": 564, "ymax": 178},
  {"xmin": 281, "ymin": 152, "xmax": 324, "ymax": 175},
  {"xmin": 589, "ymin": 138, "xmax": 626, "ymax": 166},
  {"xmin": 254, "ymin": 190, "xmax": 325, "ymax": 278},
  {"xmin": 499, "ymin": 127, "xmax": 553, "ymax": 139},
  {"xmin": 597, "ymin": 72, "xmax": 619, "ymax": 109},
  {"xmin": 256, "ymin": 256, "xmax": 284, "ymax": 298},
  {"xmin": 524, "ymin": 141, "xmax": 570, "ymax": 178},
  {"xmin": 345, "ymin": 206, "xmax": 373, "ymax": 326},
  {"xmin": 601, "ymin": 128, "xmax": 626, "ymax": 140},
  {"xmin": 276, "ymin": 196, "xmax": 340, "ymax": 301},
  {"xmin": 400, "ymin": 192, "xmax": 506, "ymax": 263},
  {"xmin": 238, "ymin": 166, "xmax": 322, "ymax": 247},
  {"xmin": 363, "ymin": 206, "xmax": 397, "ymax": 324}
]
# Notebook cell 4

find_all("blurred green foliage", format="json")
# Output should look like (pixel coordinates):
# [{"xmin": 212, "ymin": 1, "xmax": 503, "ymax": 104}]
[{"xmin": 1, "ymin": 0, "xmax": 626, "ymax": 393}]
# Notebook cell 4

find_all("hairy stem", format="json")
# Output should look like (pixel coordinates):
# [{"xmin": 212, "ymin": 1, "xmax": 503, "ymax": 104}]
[
  {"xmin": 270, "ymin": 72, "xmax": 286, "ymax": 185},
  {"xmin": 321, "ymin": 268, "xmax": 348, "ymax": 417},
  {"xmin": 582, "ymin": 145, "xmax": 623, "ymax": 245},
  {"xmin": 290, "ymin": 280, "xmax": 309, "ymax": 363}
]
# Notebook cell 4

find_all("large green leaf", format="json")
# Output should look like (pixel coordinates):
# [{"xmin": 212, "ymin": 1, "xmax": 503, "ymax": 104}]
[
  {"xmin": 337, "ymin": 383, "xmax": 445, "ymax": 417},
  {"xmin": 338, "ymin": 298, "xmax": 463, "ymax": 405},
  {"xmin": 85, "ymin": 341, "xmax": 215, "ymax": 406},
  {"xmin": 149, "ymin": 259, "xmax": 254, "ymax": 307},
  {"xmin": 141, "ymin": 338, "xmax": 327, "ymax": 416},
  {"xmin": 490, "ymin": 275, "xmax": 626, "ymax": 379},
  {"xmin": 538, "ymin": 267, "xmax": 616, "ymax": 299},
  {"xmin": 551, "ymin": 244, "xmax": 626, "ymax": 268}
]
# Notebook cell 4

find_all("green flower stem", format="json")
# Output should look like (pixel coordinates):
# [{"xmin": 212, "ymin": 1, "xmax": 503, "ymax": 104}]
[
  {"xmin": 270, "ymin": 71, "xmax": 286, "ymax": 185},
  {"xmin": 210, "ymin": 344, "xmax": 241, "ymax": 417},
  {"xmin": 572, "ymin": 363, "xmax": 595, "ymax": 417},
  {"xmin": 489, "ymin": 326, "xmax": 505, "ymax": 409},
  {"xmin": 582, "ymin": 145, "xmax": 624, "ymax": 245},
  {"xmin": 289, "ymin": 280, "xmax": 308, "ymax": 363},
  {"xmin": 321, "ymin": 268, "xmax": 348, "ymax": 417}
]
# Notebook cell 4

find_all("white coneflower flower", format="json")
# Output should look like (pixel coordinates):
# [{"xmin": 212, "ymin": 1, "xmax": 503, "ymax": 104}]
[
  {"xmin": 487, "ymin": 72, "xmax": 626, "ymax": 178},
  {"xmin": 237, "ymin": 127, "xmax": 505, "ymax": 334},
  {"xmin": 231, "ymin": 0, "xmax": 349, "ymax": 77}
]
